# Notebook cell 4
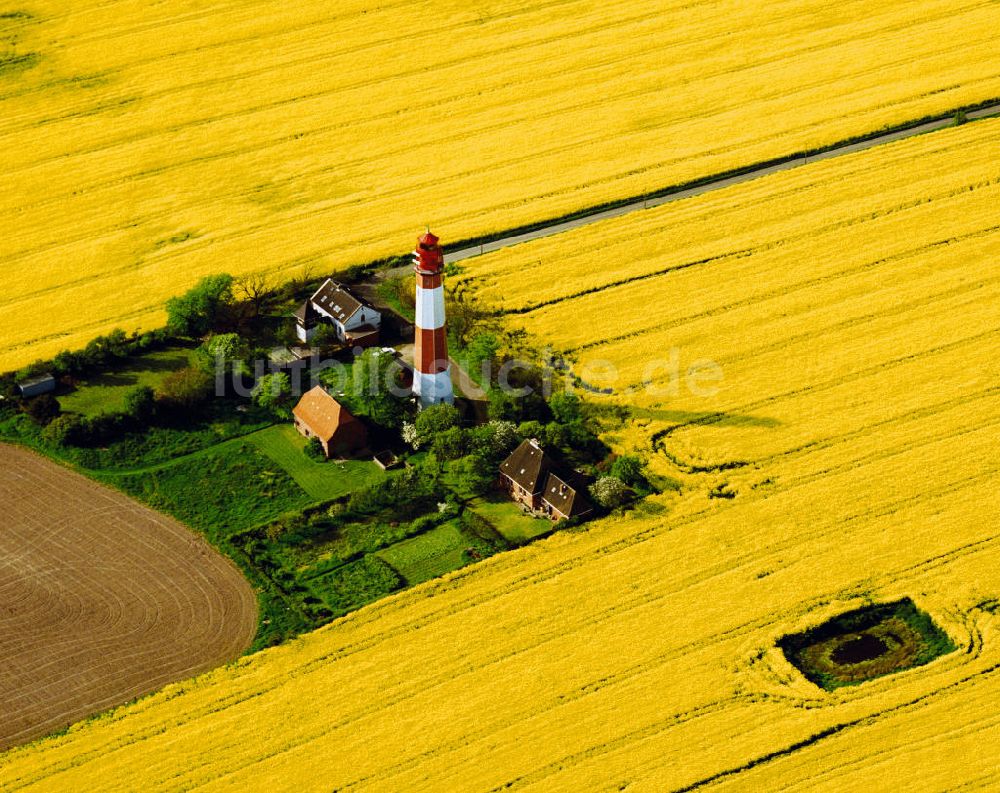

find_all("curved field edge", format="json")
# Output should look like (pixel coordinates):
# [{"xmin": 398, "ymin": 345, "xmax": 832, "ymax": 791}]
[
  {"xmin": 2, "ymin": 0, "xmax": 1000, "ymax": 369},
  {"xmin": 0, "ymin": 443, "xmax": 258, "ymax": 754}
]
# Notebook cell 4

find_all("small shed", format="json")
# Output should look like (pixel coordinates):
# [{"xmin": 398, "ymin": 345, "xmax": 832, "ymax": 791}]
[
  {"xmin": 18, "ymin": 374, "xmax": 56, "ymax": 398},
  {"xmin": 372, "ymin": 450, "xmax": 401, "ymax": 470}
]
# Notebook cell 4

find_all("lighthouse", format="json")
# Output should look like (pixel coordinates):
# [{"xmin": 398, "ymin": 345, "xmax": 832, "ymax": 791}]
[{"xmin": 412, "ymin": 229, "xmax": 454, "ymax": 407}]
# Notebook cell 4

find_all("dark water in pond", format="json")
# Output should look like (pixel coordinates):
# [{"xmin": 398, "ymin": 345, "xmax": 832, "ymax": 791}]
[{"xmin": 831, "ymin": 634, "xmax": 889, "ymax": 665}]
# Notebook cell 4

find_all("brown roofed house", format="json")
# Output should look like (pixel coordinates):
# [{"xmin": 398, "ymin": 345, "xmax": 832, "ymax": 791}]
[
  {"xmin": 292, "ymin": 386, "xmax": 367, "ymax": 458},
  {"xmin": 541, "ymin": 472, "xmax": 591, "ymax": 521},
  {"xmin": 499, "ymin": 439, "xmax": 592, "ymax": 521}
]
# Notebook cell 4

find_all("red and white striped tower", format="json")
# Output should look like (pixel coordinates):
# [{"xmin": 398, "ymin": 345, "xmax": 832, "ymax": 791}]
[{"xmin": 412, "ymin": 229, "xmax": 454, "ymax": 407}]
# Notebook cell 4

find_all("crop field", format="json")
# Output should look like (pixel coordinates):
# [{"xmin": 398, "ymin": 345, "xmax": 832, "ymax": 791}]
[
  {"xmin": 462, "ymin": 117, "xmax": 1000, "ymax": 486},
  {"xmin": 3, "ymin": 115, "xmax": 998, "ymax": 790},
  {"xmin": 3, "ymin": 0, "xmax": 1000, "ymax": 370},
  {"xmin": 0, "ymin": 444, "xmax": 257, "ymax": 754}
]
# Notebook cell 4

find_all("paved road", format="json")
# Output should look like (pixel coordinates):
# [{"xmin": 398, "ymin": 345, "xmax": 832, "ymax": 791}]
[{"xmin": 411, "ymin": 103, "xmax": 999, "ymax": 268}]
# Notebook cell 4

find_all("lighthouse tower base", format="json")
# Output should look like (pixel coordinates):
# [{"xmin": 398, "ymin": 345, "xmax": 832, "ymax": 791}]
[{"xmin": 413, "ymin": 368, "xmax": 454, "ymax": 407}]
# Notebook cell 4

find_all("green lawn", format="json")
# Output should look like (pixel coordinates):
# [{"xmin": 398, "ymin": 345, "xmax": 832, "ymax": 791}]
[
  {"xmin": 59, "ymin": 346, "xmax": 198, "ymax": 416},
  {"xmin": 469, "ymin": 495, "xmax": 554, "ymax": 544},
  {"xmin": 105, "ymin": 441, "xmax": 312, "ymax": 542},
  {"xmin": 376, "ymin": 520, "xmax": 470, "ymax": 585},
  {"xmin": 304, "ymin": 555, "xmax": 404, "ymax": 617},
  {"xmin": 248, "ymin": 423, "xmax": 385, "ymax": 501}
]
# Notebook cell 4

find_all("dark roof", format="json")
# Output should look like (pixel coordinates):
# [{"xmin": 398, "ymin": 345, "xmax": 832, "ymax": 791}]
[
  {"xmin": 418, "ymin": 230, "xmax": 440, "ymax": 248},
  {"xmin": 293, "ymin": 300, "xmax": 319, "ymax": 322},
  {"xmin": 500, "ymin": 439, "xmax": 553, "ymax": 494},
  {"xmin": 310, "ymin": 279, "xmax": 365, "ymax": 323},
  {"xmin": 292, "ymin": 386, "xmax": 362, "ymax": 442},
  {"xmin": 18, "ymin": 374, "xmax": 55, "ymax": 389},
  {"xmin": 542, "ymin": 472, "xmax": 592, "ymax": 518}
]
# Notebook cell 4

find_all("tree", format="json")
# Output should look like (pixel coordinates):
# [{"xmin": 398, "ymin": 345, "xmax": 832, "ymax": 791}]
[
  {"xmin": 123, "ymin": 385, "xmax": 156, "ymax": 422},
  {"xmin": 431, "ymin": 426, "xmax": 467, "ymax": 460},
  {"xmin": 542, "ymin": 421, "xmax": 568, "ymax": 450},
  {"xmin": 517, "ymin": 420, "xmax": 545, "ymax": 442},
  {"xmin": 487, "ymin": 388, "xmax": 520, "ymax": 422},
  {"xmin": 201, "ymin": 333, "xmax": 248, "ymax": 375},
  {"xmin": 470, "ymin": 419, "xmax": 518, "ymax": 460},
  {"xmin": 205, "ymin": 333, "xmax": 246, "ymax": 361},
  {"xmin": 548, "ymin": 391, "xmax": 582, "ymax": 424},
  {"xmin": 21, "ymin": 394, "xmax": 60, "ymax": 426},
  {"xmin": 311, "ymin": 323, "xmax": 340, "ymax": 348},
  {"xmin": 351, "ymin": 348, "xmax": 404, "ymax": 427},
  {"xmin": 378, "ymin": 275, "xmax": 415, "ymax": 312},
  {"xmin": 589, "ymin": 476, "xmax": 631, "ymax": 509},
  {"xmin": 165, "ymin": 274, "xmax": 234, "ymax": 337},
  {"xmin": 466, "ymin": 332, "xmax": 500, "ymax": 382},
  {"xmin": 157, "ymin": 366, "xmax": 214, "ymax": 409},
  {"xmin": 488, "ymin": 374, "xmax": 548, "ymax": 423},
  {"xmin": 102, "ymin": 328, "xmax": 131, "ymax": 359},
  {"xmin": 77, "ymin": 329, "xmax": 131, "ymax": 369},
  {"xmin": 415, "ymin": 402, "xmax": 460, "ymax": 441},
  {"xmin": 0, "ymin": 375, "xmax": 17, "ymax": 402},
  {"xmin": 611, "ymin": 455, "xmax": 645, "ymax": 487},
  {"xmin": 445, "ymin": 285, "xmax": 489, "ymax": 346},
  {"xmin": 251, "ymin": 372, "xmax": 292, "ymax": 414},
  {"xmin": 41, "ymin": 414, "xmax": 85, "ymax": 446},
  {"xmin": 304, "ymin": 437, "xmax": 326, "ymax": 461},
  {"xmin": 51, "ymin": 349, "xmax": 80, "ymax": 377},
  {"xmin": 451, "ymin": 452, "xmax": 495, "ymax": 496},
  {"xmin": 402, "ymin": 421, "xmax": 421, "ymax": 450},
  {"xmin": 233, "ymin": 272, "xmax": 274, "ymax": 320},
  {"xmin": 418, "ymin": 451, "xmax": 444, "ymax": 484}
]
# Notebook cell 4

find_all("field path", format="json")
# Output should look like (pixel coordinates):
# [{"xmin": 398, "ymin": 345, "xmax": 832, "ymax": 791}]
[
  {"xmin": 415, "ymin": 103, "xmax": 1000, "ymax": 267},
  {"xmin": 0, "ymin": 444, "xmax": 257, "ymax": 752}
]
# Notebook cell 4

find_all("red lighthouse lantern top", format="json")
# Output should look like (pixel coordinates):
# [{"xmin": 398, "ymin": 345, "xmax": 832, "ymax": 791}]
[{"xmin": 414, "ymin": 228, "xmax": 444, "ymax": 275}]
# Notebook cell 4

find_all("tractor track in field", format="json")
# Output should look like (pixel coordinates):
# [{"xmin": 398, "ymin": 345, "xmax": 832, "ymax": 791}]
[
  {"xmin": 0, "ymin": 444, "xmax": 258, "ymax": 752},
  {"xmin": 421, "ymin": 102, "xmax": 1000, "ymax": 271},
  {"xmin": 513, "ymin": 182, "xmax": 1000, "ymax": 327}
]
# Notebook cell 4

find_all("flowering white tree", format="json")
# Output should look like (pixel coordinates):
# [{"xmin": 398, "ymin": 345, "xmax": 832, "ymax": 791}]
[
  {"xmin": 589, "ymin": 476, "xmax": 630, "ymax": 509},
  {"xmin": 485, "ymin": 420, "xmax": 518, "ymax": 456},
  {"xmin": 402, "ymin": 421, "xmax": 421, "ymax": 450}
]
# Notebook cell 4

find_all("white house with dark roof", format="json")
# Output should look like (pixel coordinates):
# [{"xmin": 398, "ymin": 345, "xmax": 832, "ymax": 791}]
[{"xmin": 294, "ymin": 279, "xmax": 381, "ymax": 347}]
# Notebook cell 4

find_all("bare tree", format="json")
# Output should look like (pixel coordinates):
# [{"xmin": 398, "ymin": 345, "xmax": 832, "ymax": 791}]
[
  {"xmin": 445, "ymin": 283, "xmax": 493, "ymax": 346},
  {"xmin": 234, "ymin": 272, "xmax": 275, "ymax": 320}
]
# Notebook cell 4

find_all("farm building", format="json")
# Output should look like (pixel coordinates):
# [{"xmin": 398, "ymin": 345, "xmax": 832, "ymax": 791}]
[
  {"xmin": 499, "ymin": 439, "xmax": 592, "ymax": 521},
  {"xmin": 17, "ymin": 374, "xmax": 56, "ymax": 398},
  {"xmin": 294, "ymin": 279, "xmax": 381, "ymax": 347},
  {"xmin": 292, "ymin": 386, "xmax": 368, "ymax": 458}
]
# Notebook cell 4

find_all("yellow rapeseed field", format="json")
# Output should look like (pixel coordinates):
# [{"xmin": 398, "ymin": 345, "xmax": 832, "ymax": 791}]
[
  {"xmin": 4, "ymin": 116, "xmax": 999, "ymax": 790},
  {"xmin": 3, "ymin": 0, "xmax": 1000, "ymax": 369}
]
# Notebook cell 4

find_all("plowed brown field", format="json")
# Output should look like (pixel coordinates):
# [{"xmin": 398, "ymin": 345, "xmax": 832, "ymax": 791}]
[{"xmin": 0, "ymin": 444, "xmax": 257, "ymax": 752}]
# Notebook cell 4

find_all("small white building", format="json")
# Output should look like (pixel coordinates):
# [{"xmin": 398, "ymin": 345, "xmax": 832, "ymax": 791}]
[{"xmin": 294, "ymin": 279, "xmax": 381, "ymax": 347}]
